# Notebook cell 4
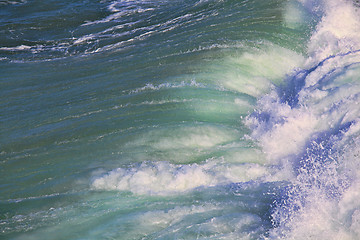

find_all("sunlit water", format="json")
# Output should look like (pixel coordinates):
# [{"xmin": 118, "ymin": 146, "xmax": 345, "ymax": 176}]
[{"xmin": 1, "ymin": 0, "xmax": 360, "ymax": 239}]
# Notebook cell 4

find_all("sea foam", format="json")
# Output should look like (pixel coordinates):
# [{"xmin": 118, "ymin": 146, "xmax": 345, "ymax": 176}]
[
  {"xmin": 245, "ymin": 0, "xmax": 360, "ymax": 238},
  {"xmin": 92, "ymin": 160, "xmax": 269, "ymax": 195}
]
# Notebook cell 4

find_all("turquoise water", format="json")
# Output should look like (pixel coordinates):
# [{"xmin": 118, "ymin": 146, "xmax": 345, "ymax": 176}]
[{"xmin": 1, "ymin": 0, "xmax": 360, "ymax": 239}]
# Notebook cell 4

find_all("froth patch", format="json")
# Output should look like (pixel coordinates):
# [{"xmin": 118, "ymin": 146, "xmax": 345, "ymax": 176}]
[
  {"xmin": 245, "ymin": 2, "xmax": 360, "ymax": 237},
  {"xmin": 245, "ymin": 91, "xmax": 319, "ymax": 161},
  {"xmin": 307, "ymin": 0, "xmax": 360, "ymax": 61},
  {"xmin": 91, "ymin": 161, "xmax": 269, "ymax": 195},
  {"xmin": 246, "ymin": 54, "xmax": 360, "ymax": 163},
  {"xmin": 270, "ymin": 162, "xmax": 360, "ymax": 239}
]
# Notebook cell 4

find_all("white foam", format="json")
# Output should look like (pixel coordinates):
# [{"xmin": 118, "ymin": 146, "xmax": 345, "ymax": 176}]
[
  {"xmin": 91, "ymin": 160, "xmax": 269, "ymax": 195},
  {"xmin": 306, "ymin": 0, "xmax": 360, "ymax": 63},
  {"xmin": 246, "ymin": 0, "xmax": 360, "ymax": 159},
  {"xmin": 0, "ymin": 45, "xmax": 32, "ymax": 51},
  {"xmin": 268, "ymin": 139, "xmax": 360, "ymax": 240},
  {"xmin": 242, "ymin": 1, "xmax": 360, "ymax": 238},
  {"xmin": 246, "ymin": 91, "xmax": 319, "ymax": 162}
]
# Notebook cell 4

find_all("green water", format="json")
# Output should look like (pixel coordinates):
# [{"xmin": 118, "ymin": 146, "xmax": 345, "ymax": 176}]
[{"xmin": 3, "ymin": 0, "xmax": 360, "ymax": 239}]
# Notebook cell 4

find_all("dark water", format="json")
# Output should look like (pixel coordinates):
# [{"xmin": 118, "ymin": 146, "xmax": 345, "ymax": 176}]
[{"xmin": 1, "ymin": 0, "xmax": 360, "ymax": 239}]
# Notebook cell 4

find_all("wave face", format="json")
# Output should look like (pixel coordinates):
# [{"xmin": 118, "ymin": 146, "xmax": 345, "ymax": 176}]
[{"xmin": 1, "ymin": 0, "xmax": 360, "ymax": 239}]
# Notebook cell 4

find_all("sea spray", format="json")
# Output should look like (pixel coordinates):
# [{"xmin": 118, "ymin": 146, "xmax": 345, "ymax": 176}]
[
  {"xmin": 245, "ymin": 0, "xmax": 360, "ymax": 238},
  {"xmin": 2, "ymin": 0, "xmax": 360, "ymax": 239}
]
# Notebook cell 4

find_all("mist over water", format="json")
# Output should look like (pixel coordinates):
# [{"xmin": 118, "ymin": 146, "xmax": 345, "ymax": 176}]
[{"xmin": 1, "ymin": 0, "xmax": 360, "ymax": 239}]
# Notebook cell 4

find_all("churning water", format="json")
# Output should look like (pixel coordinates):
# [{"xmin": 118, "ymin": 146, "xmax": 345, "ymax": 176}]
[{"xmin": 1, "ymin": 0, "xmax": 360, "ymax": 239}]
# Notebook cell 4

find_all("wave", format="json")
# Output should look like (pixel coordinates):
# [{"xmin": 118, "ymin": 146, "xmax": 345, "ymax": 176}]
[
  {"xmin": 245, "ymin": 0, "xmax": 360, "ymax": 238},
  {"xmin": 91, "ymin": 0, "xmax": 360, "ymax": 238},
  {"xmin": 3, "ymin": 0, "xmax": 360, "ymax": 238}
]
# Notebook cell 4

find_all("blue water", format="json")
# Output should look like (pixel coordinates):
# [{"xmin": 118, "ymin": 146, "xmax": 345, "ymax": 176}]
[{"xmin": 1, "ymin": 0, "xmax": 360, "ymax": 239}]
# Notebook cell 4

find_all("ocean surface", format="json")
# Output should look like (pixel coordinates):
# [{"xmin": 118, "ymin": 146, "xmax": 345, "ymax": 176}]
[{"xmin": 1, "ymin": 0, "xmax": 360, "ymax": 239}]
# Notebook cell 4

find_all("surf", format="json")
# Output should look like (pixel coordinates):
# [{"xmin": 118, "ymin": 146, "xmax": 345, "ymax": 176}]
[
  {"xmin": 245, "ymin": 0, "xmax": 360, "ymax": 238},
  {"xmin": 1, "ymin": 0, "xmax": 360, "ymax": 239}
]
